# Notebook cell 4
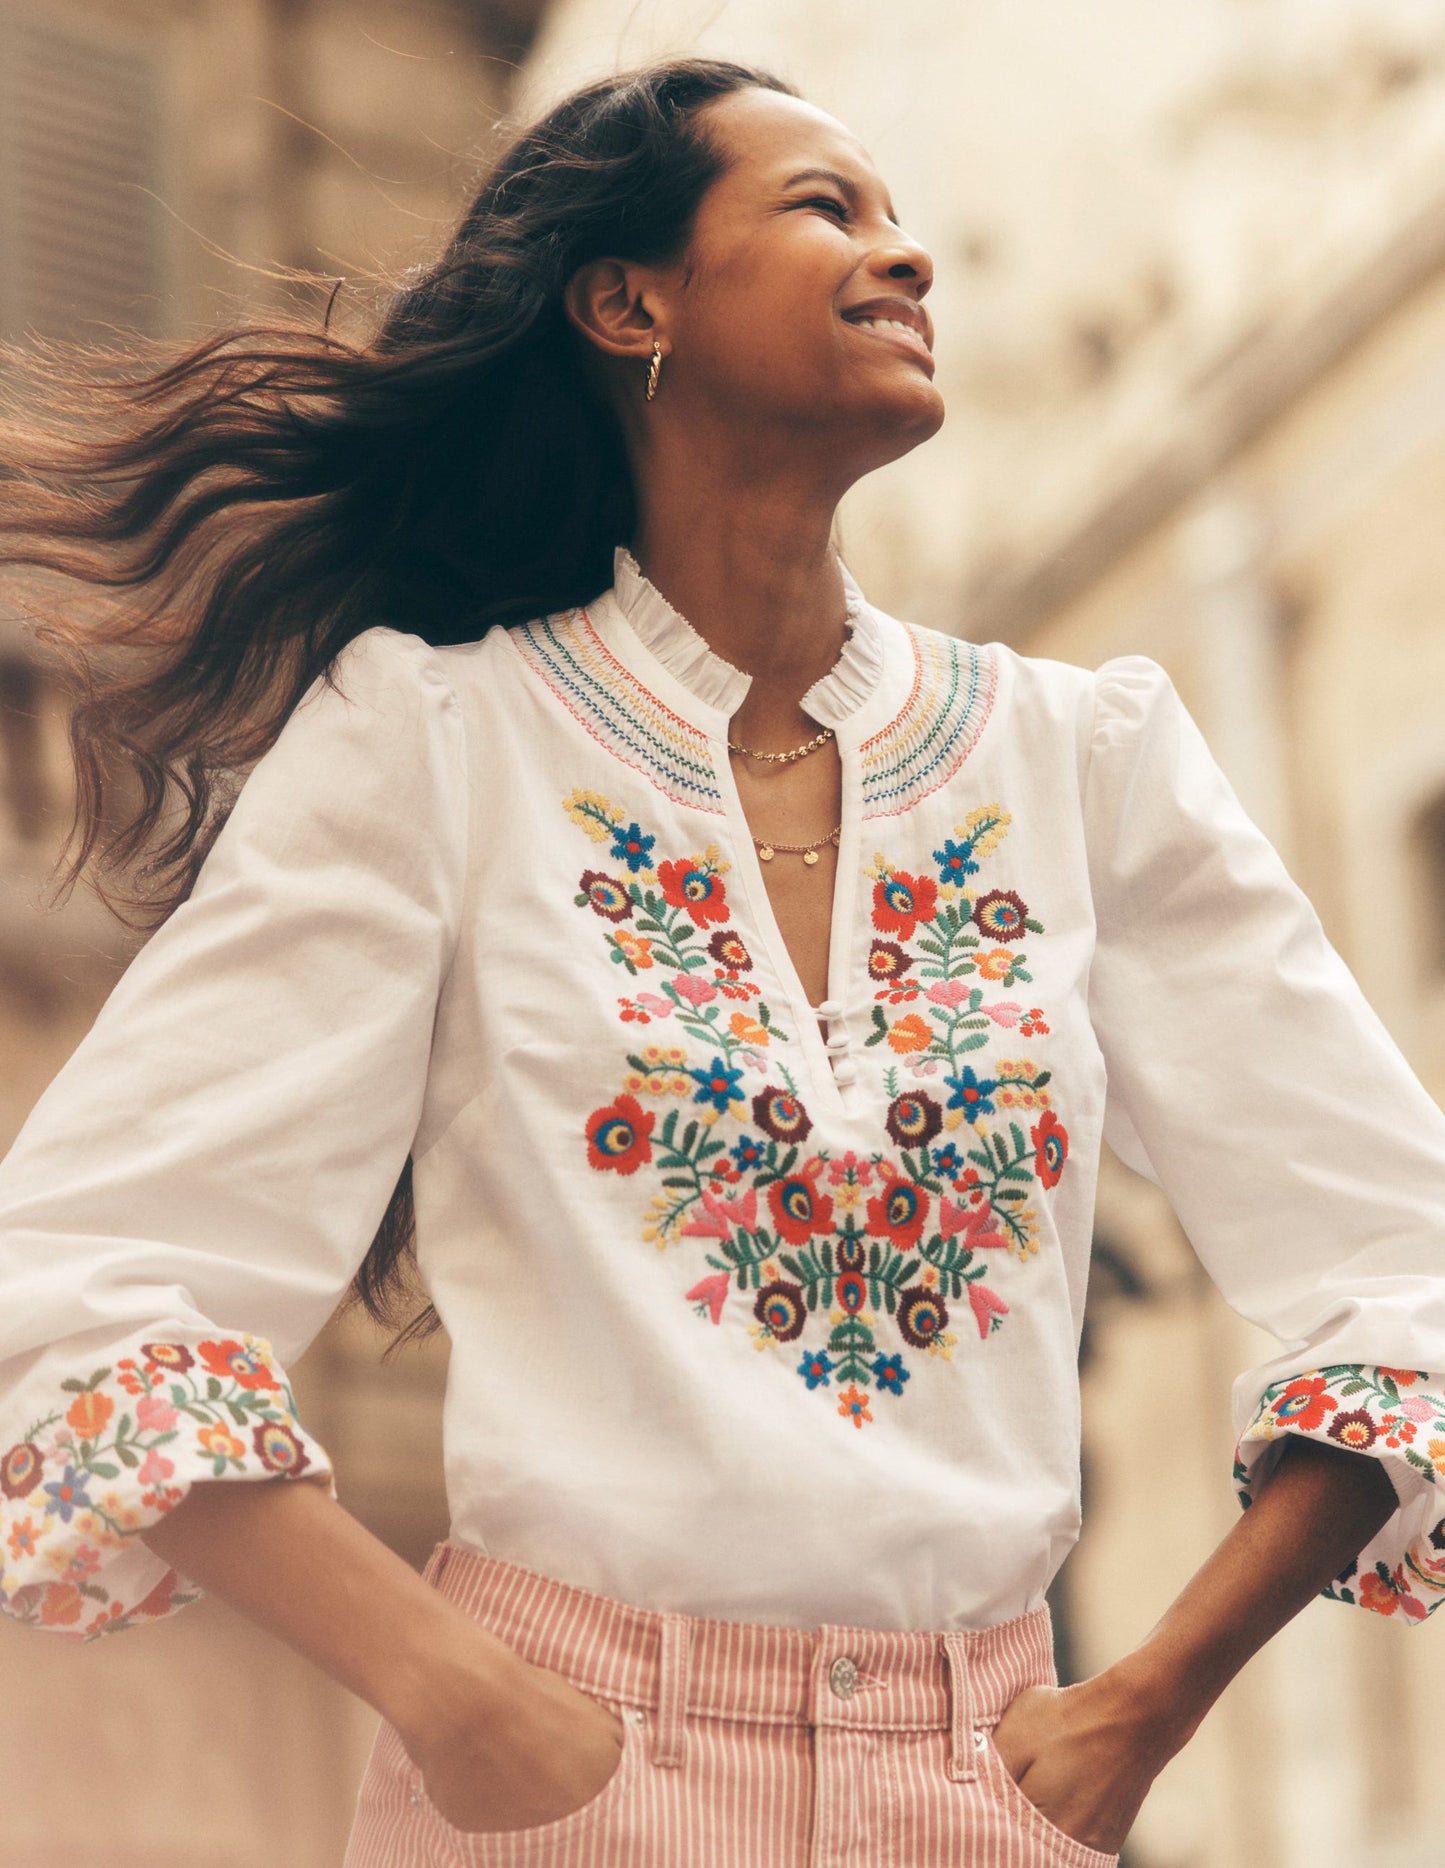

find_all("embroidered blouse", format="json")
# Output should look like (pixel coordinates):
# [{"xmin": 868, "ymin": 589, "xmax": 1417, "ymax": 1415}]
[{"xmin": 3, "ymin": 543, "xmax": 1444, "ymax": 1644}]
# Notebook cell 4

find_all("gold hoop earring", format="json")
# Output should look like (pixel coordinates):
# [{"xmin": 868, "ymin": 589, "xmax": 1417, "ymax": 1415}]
[{"xmin": 645, "ymin": 338, "xmax": 664, "ymax": 402}]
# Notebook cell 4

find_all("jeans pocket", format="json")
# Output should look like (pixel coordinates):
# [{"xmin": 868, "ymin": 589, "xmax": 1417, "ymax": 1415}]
[
  {"xmin": 411, "ymin": 1694, "xmax": 642, "ymax": 1864},
  {"xmin": 978, "ymin": 1726, "xmax": 1120, "ymax": 1868}
]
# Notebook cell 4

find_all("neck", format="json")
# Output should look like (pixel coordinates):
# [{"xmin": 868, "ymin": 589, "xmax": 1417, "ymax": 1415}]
[{"xmin": 627, "ymin": 450, "xmax": 855, "ymax": 741}]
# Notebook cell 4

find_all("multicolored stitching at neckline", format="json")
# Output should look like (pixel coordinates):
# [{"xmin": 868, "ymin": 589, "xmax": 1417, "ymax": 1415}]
[
  {"xmin": 861, "ymin": 628, "xmax": 998, "ymax": 819},
  {"xmin": 507, "ymin": 606, "xmax": 997, "ymax": 820},
  {"xmin": 506, "ymin": 608, "xmax": 725, "ymax": 812}
]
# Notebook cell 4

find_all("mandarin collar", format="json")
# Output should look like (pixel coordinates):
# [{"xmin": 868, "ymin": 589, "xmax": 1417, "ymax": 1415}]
[{"xmin": 607, "ymin": 543, "xmax": 885, "ymax": 729}]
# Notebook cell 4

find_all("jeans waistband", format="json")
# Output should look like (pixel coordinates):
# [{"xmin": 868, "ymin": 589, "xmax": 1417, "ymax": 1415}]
[{"xmin": 421, "ymin": 1540, "xmax": 1057, "ymax": 1780}]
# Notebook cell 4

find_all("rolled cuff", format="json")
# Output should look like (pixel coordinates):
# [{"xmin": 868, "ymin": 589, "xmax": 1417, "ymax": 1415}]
[
  {"xmin": 0, "ymin": 1325, "xmax": 335, "ymax": 1641},
  {"xmin": 1233, "ymin": 1362, "xmax": 1445, "ymax": 1624}
]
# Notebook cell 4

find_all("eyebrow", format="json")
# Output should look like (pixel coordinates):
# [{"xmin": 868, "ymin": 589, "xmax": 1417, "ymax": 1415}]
[{"xmin": 781, "ymin": 166, "xmax": 901, "ymax": 227}]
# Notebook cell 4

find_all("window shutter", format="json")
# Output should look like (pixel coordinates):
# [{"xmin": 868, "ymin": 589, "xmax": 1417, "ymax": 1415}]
[{"xmin": 0, "ymin": 6, "xmax": 170, "ymax": 341}]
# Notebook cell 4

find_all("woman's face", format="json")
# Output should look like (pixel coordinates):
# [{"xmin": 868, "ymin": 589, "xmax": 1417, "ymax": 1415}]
[{"xmin": 661, "ymin": 87, "xmax": 944, "ymax": 472}]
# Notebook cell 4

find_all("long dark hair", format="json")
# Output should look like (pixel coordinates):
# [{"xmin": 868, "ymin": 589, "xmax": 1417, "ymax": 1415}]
[{"xmin": 0, "ymin": 55, "xmax": 801, "ymax": 1357}]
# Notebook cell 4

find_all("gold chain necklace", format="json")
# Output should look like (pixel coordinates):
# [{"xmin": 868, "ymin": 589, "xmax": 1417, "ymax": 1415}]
[
  {"xmin": 753, "ymin": 824, "xmax": 841, "ymax": 865},
  {"xmin": 727, "ymin": 724, "xmax": 835, "ymax": 765}
]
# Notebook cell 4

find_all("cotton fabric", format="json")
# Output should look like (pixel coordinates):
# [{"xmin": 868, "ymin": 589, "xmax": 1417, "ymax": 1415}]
[{"xmin": 2, "ymin": 542, "xmax": 1444, "ymax": 1643}]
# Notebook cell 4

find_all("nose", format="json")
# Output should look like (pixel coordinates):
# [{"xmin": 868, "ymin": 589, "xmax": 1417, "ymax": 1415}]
[{"xmin": 874, "ymin": 230, "xmax": 933, "ymax": 298}]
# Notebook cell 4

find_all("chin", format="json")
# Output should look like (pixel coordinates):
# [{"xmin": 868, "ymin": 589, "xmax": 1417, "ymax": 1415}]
[{"xmin": 863, "ymin": 384, "xmax": 947, "ymax": 460}]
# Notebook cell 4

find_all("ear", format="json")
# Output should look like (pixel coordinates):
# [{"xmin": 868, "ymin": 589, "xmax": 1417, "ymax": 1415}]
[{"xmin": 563, "ymin": 257, "xmax": 667, "ymax": 366}]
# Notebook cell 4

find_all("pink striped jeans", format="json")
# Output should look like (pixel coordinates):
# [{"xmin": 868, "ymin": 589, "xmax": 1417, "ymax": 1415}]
[{"xmin": 343, "ymin": 1540, "xmax": 1120, "ymax": 1868}]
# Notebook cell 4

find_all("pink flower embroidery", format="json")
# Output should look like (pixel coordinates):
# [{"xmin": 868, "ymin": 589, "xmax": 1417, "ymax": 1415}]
[
  {"xmin": 683, "ymin": 1187, "xmax": 758, "ymax": 1238},
  {"xmin": 135, "ymin": 1395, "xmax": 178, "ymax": 1433},
  {"xmin": 137, "ymin": 1448, "xmax": 175, "ymax": 1487},
  {"xmin": 671, "ymin": 974, "xmax": 718, "ymax": 1007},
  {"xmin": 968, "ymin": 1284, "xmax": 1009, "ymax": 1338},
  {"xmin": 685, "ymin": 1272, "xmax": 731, "ymax": 1325},
  {"xmin": 939, "ymin": 1195, "xmax": 1009, "ymax": 1249}
]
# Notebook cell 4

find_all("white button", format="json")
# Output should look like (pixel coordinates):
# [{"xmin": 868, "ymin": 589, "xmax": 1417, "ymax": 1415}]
[
  {"xmin": 832, "ymin": 1061, "xmax": 858, "ymax": 1087},
  {"xmin": 816, "ymin": 999, "xmax": 844, "ymax": 1020},
  {"xmin": 829, "ymin": 1655, "xmax": 860, "ymax": 1698},
  {"xmin": 825, "ymin": 1032, "xmax": 850, "ymax": 1051}
]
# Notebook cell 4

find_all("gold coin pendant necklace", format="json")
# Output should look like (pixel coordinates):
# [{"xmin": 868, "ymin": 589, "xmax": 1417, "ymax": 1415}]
[
  {"xmin": 728, "ymin": 723, "xmax": 839, "ymax": 865},
  {"xmin": 754, "ymin": 825, "xmax": 841, "ymax": 866}
]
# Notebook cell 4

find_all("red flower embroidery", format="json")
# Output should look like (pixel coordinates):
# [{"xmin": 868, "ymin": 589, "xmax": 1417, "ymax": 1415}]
[
  {"xmin": 1269, "ymin": 1375, "xmax": 1339, "ymax": 1433},
  {"xmin": 39, "ymin": 1582, "xmax": 83, "ymax": 1627},
  {"xmin": 871, "ymin": 870, "xmax": 938, "ymax": 942},
  {"xmin": 1359, "ymin": 1570, "xmax": 1401, "ymax": 1616},
  {"xmin": 767, "ymin": 1173, "xmax": 835, "ymax": 1245},
  {"xmin": 866, "ymin": 1177, "xmax": 930, "ymax": 1250},
  {"xmin": 585, "ymin": 1093, "xmax": 655, "ymax": 1174},
  {"xmin": 1031, "ymin": 1109, "xmax": 1069, "ymax": 1190},
  {"xmin": 657, "ymin": 859, "xmax": 729, "ymax": 928},
  {"xmin": 198, "ymin": 1340, "xmax": 283, "ymax": 1392}
]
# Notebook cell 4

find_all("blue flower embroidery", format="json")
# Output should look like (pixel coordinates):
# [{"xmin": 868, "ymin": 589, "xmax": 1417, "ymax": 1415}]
[
  {"xmin": 872, "ymin": 1353, "xmax": 910, "ymax": 1395},
  {"xmin": 944, "ymin": 1066, "xmax": 998, "ymax": 1122},
  {"xmin": 610, "ymin": 822, "xmax": 656, "ymax": 873},
  {"xmin": 688, "ymin": 1056, "xmax": 745, "ymax": 1113},
  {"xmin": 932, "ymin": 837, "xmax": 981, "ymax": 883}
]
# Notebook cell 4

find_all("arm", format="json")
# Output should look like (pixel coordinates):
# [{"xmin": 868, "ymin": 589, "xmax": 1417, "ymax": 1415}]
[
  {"xmin": 992, "ymin": 1436, "xmax": 1399, "ymax": 1855},
  {"xmin": 0, "ymin": 626, "xmax": 467, "ymax": 1638},
  {"xmin": 138, "ymin": 1477, "xmax": 632, "ymax": 1833}
]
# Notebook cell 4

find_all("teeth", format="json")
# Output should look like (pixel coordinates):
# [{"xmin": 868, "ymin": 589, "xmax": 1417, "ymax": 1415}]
[{"xmin": 854, "ymin": 317, "xmax": 923, "ymax": 340}]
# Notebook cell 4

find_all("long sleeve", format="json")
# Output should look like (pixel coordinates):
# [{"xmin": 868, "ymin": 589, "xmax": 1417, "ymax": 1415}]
[
  {"xmin": 0, "ymin": 625, "xmax": 469, "ymax": 1640},
  {"xmin": 1083, "ymin": 653, "xmax": 1445, "ymax": 1624}
]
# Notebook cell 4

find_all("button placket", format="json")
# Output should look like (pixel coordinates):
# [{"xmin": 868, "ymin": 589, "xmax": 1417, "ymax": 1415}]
[{"xmin": 811, "ymin": 998, "xmax": 857, "ymax": 1089}]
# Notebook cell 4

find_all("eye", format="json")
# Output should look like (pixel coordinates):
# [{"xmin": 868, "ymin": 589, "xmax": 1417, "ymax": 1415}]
[{"xmin": 799, "ymin": 195, "xmax": 849, "ymax": 220}]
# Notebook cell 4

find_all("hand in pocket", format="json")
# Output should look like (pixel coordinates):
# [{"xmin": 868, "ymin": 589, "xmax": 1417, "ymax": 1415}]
[
  {"xmin": 411, "ymin": 1652, "xmax": 628, "ymax": 1836},
  {"xmin": 989, "ymin": 1677, "xmax": 1160, "ymax": 1857}
]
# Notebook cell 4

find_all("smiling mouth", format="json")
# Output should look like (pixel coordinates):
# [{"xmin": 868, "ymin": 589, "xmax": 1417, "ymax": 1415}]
[{"xmin": 844, "ymin": 317, "xmax": 935, "ymax": 374}]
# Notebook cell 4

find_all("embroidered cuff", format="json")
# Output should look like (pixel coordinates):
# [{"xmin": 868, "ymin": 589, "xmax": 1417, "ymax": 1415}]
[
  {"xmin": 1233, "ymin": 1363, "xmax": 1445, "ymax": 1623},
  {"xmin": 0, "ymin": 1327, "xmax": 335, "ymax": 1641}
]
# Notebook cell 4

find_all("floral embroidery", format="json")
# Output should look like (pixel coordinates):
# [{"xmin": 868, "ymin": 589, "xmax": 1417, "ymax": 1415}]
[
  {"xmin": 0, "ymin": 1330, "xmax": 330, "ymax": 1641},
  {"xmin": 565, "ymin": 790, "xmax": 1070, "ymax": 1428},
  {"xmin": 1234, "ymin": 1364, "xmax": 1445, "ymax": 1622}
]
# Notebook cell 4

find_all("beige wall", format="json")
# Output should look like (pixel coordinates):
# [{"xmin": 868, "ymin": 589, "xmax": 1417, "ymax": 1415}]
[{"xmin": 1019, "ymin": 247, "xmax": 1445, "ymax": 1868}]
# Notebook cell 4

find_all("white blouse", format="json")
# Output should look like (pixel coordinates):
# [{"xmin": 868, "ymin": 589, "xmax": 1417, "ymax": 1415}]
[{"xmin": 3, "ymin": 543, "xmax": 1445, "ymax": 1641}]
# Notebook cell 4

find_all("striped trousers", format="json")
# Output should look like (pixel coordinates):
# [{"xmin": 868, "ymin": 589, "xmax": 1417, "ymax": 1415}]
[{"xmin": 342, "ymin": 1540, "xmax": 1120, "ymax": 1868}]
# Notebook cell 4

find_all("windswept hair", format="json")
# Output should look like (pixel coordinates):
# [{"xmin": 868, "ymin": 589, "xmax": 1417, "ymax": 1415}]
[{"xmin": 0, "ymin": 54, "xmax": 799, "ymax": 1355}]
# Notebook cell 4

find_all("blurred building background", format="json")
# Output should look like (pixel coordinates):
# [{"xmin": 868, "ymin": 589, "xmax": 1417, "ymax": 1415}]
[{"xmin": 3, "ymin": 1, "xmax": 1445, "ymax": 1863}]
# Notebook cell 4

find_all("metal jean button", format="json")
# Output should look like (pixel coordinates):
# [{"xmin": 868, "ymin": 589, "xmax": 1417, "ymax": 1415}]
[{"xmin": 829, "ymin": 1654, "xmax": 860, "ymax": 1698}]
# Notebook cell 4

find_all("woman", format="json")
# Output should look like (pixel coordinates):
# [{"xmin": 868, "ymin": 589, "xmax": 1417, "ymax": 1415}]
[{"xmin": 1, "ymin": 54, "xmax": 1442, "ymax": 1867}]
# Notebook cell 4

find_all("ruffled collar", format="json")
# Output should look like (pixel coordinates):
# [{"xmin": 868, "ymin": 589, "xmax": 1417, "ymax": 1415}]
[{"xmin": 610, "ymin": 543, "xmax": 885, "ymax": 728}]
